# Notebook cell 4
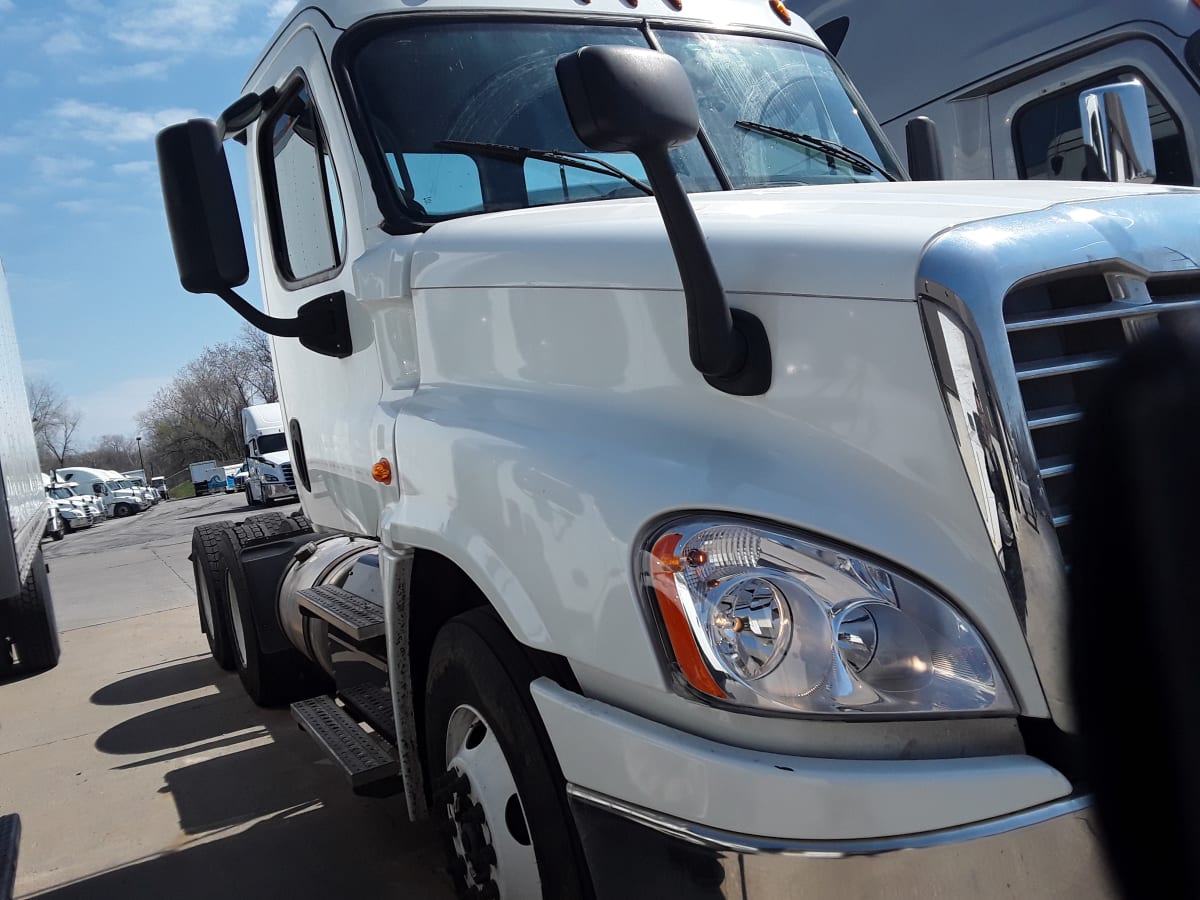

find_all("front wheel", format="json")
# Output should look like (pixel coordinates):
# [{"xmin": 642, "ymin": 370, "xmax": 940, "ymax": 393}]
[
  {"xmin": 112, "ymin": 503, "xmax": 134, "ymax": 518},
  {"xmin": 426, "ymin": 610, "xmax": 589, "ymax": 900}
]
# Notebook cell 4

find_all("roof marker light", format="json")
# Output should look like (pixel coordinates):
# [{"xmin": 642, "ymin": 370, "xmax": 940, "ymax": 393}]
[
  {"xmin": 372, "ymin": 459, "xmax": 393, "ymax": 485},
  {"xmin": 770, "ymin": 0, "xmax": 792, "ymax": 25},
  {"xmin": 666, "ymin": 0, "xmax": 683, "ymax": 9}
]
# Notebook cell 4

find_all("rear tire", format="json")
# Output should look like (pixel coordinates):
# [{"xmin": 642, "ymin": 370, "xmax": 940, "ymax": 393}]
[
  {"xmin": 5, "ymin": 550, "xmax": 61, "ymax": 673},
  {"xmin": 218, "ymin": 528, "xmax": 326, "ymax": 706},
  {"xmin": 426, "ymin": 609, "xmax": 589, "ymax": 900},
  {"xmin": 191, "ymin": 522, "xmax": 236, "ymax": 670}
]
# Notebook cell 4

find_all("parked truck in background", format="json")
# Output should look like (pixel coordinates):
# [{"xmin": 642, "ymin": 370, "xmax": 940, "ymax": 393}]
[
  {"xmin": 152, "ymin": 0, "xmax": 1200, "ymax": 895},
  {"xmin": 0, "ymin": 261, "xmax": 59, "ymax": 675},
  {"xmin": 788, "ymin": 0, "xmax": 1200, "ymax": 183},
  {"xmin": 241, "ymin": 402, "xmax": 297, "ymax": 506},
  {"xmin": 188, "ymin": 460, "xmax": 228, "ymax": 497},
  {"xmin": 54, "ymin": 467, "xmax": 146, "ymax": 518}
]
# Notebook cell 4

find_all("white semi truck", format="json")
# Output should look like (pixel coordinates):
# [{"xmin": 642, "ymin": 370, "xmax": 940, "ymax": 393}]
[
  {"xmin": 241, "ymin": 402, "xmax": 298, "ymax": 505},
  {"xmin": 154, "ymin": 1, "xmax": 1198, "ymax": 895},
  {"xmin": 788, "ymin": 0, "xmax": 1200, "ymax": 184},
  {"xmin": 0, "ymin": 261, "xmax": 59, "ymax": 675}
]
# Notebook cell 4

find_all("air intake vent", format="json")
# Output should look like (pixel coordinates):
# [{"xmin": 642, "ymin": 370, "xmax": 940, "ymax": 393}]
[
  {"xmin": 282, "ymin": 462, "xmax": 295, "ymax": 488},
  {"xmin": 1004, "ymin": 271, "xmax": 1200, "ymax": 554}
]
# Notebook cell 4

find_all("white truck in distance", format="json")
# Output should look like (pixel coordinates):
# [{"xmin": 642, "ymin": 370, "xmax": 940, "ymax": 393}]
[
  {"xmin": 242, "ymin": 402, "xmax": 297, "ymax": 506},
  {"xmin": 0, "ymin": 261, "xmax": 59, "ymax": 674},
  {"xmin": 55, "ymin": 466, "xmax": 147, "ymax": 518},
  {"xmin": 188, "ymin": 460, "xmax": 228, "ymax": 497},
  {"xmin": 788, "ymin": 0, "xmax": 1200, "ymax": 184},
  {"xmin": 154, "ymin": 1, "xmax": 1193, "ymax": 896},
  {"xmin": 43, "ymin": 476, "xmax": 102, "ymax": 533}
]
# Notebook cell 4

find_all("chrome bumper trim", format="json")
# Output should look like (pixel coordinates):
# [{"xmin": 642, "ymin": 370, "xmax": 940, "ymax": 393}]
[{"xmin": 566, "ymin": 784, "xmax": 1092, "ymax": 857}]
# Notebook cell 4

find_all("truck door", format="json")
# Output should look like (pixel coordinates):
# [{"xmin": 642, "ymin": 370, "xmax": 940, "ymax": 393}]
[
  {"xmin": 988, "ymin": 40, "xmax": 1199, "ymax": 185},
  {"xmin": 245, "ymin": 21, "xmax": 395, "ymax": 535}
]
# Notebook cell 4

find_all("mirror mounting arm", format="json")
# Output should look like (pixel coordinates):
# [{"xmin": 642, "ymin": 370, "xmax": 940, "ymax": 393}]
[{"xmin": 214, "ymin": 286, "xmax": 353, "ymax": 359}]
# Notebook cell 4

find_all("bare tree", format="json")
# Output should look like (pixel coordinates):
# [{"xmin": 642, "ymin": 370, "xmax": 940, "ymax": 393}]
[
  {"xmin": 75, "ymin": 434, "xmax": 139, "ymax": 472},
  {"xmin": 138, "ymin": 329, "xmax": 278, "ymax": 474},
  {"xmin": 26, "ymin": 377, "xmax": 82, "ymax": 468}
]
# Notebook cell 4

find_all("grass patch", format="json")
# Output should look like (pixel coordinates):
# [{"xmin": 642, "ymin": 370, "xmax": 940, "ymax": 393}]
[{"xmin": 170, "ymin": 482, "xmax": 196, "ymax": 500}]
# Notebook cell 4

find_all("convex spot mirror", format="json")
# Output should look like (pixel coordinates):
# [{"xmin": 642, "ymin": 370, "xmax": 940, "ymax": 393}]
[
  {"xmin": 555, "ymin": 44, "xmax": 700, "ymax": 153},
  {"xmin": 1079, "ymin": 81, "xmax": 1157, "ymax": 184},
  {"xmin": 156, "ymin": 119, "xmax": 250, "ymax": 295}
]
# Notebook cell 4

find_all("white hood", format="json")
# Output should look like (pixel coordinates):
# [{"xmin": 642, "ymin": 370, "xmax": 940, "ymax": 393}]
[{"xmin": 410, "ymin": 180, "xmax": 1192, "ymax": 302}]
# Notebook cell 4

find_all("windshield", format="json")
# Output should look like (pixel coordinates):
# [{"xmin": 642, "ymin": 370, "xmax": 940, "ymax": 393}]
[
  {"xmin": 48, "ymin": 487, "xmax": 78, "ymax": 500},
  {"xmin": 257, "ymin": 433, "xmax": 288, "ymax": 454},
  {"xmin": 347, "ymin": 19, "xmax": 900, "ymax": 222},
  {"xmin": 108, "ymin": 481, "xmax": 126, "ymax": 491}
]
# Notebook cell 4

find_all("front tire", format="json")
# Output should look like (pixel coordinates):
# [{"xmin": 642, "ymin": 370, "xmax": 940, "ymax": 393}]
[
  {"xmin": 426, "ymin": 610, "xmax": 589, "ymax": 900},
  {"xmin": 112, "ymin": 503, "xmax": 134, "ymax": 518},
  {"xmin": 5, "ymin": 550, "xmax": 60, "ymax": 673}
]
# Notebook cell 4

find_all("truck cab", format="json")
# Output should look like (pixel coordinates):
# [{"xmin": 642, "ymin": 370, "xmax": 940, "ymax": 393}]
[
  {"xmin": 787, "ymin": 0, "xmax": 1200, "ymax": 183},
  {"xmin": 241, "ymin": 402, "xmax": 298, "ymax": 505},
  {"xmin": 153, "ymin": 1, "xmax": 1200, "ymax": 897},
  {"xmin": 43, "ymin": 476, "xmax": 102, "ymax": 531}
]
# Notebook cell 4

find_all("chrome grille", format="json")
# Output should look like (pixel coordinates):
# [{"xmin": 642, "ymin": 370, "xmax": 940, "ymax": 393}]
[
  {"xmin": 1004, "ymin": 271, "xmax": 1200, "ymax": 552},
  {"xmin": 282, "ymin": 462, "xmax": 295, "ymax": 488}
]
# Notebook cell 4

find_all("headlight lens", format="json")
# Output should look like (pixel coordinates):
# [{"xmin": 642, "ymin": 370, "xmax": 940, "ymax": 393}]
[
  {"xmin": 264, "ymin": 474, "xmax": 280, "ymax": 483},
  {"xmin": 642, "ymin": 518, "xmax": 1013, "ymax": 716}
]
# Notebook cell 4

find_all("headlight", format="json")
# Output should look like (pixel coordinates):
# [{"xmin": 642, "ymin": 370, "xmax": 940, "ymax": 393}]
[
  {"xmin": 264, "ymin": 473, "xmax": 280, "ymax": 483},
  {"xmin": 641, "ymin": 517, "xmax": 1013, "ymax": 716},
  {"xmin": 60, "ymin": 509, "xmax": 81, "ymax": 519}
]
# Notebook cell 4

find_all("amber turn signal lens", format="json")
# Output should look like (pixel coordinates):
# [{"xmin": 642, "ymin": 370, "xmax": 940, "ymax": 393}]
[
  {"xmin": 372, "ymin": 459, "xmax": 393, "ymax": 485},
  {"xmin": 650, "ymin": 533, "xmax": 726, "ymax": 699},
  {"xmin": 769, "ymin": 0, "xmax": 792, "ymax": 25}
]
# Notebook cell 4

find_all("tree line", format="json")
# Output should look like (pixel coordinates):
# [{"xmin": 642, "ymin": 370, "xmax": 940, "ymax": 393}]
[{"xmin": 28, "ymin": 326, "xmax": 276, "ymax": 479}]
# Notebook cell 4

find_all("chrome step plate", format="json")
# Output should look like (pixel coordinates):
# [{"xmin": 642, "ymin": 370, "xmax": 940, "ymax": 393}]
[{"xmin": 297, "ymin": 584, "xmax": 385, "ymax": 640}]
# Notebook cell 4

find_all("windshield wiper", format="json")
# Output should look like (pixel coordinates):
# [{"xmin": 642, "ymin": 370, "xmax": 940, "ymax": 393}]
[
  {"xmin": 734, "ymin": 121, "xmax": 896, "ymax": 182},
  {"xmin": 437, "ymin": 140, "xmax": 653, "ymax": 196}
]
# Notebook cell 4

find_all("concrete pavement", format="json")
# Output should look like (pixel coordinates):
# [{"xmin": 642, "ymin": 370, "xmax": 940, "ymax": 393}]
[{"xmin": 1, "ymin": 492, "xmax": 452, "ymax": 899}]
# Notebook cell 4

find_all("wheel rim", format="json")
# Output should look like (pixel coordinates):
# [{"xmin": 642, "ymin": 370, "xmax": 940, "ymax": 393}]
[
  {"xmin": 225, "ymin": 569, "xmax": 249, "ymax": 669},
  {"xmin": 440, "ymin": 704, "xmax": 540, "ymax": 899},
  {"xmin": 195, "ymin": 558, "xmax": 215, "ymax": 638},
  {"xmin": 115, "ymin": 505, "xmax": 129, "ymax": 517}
]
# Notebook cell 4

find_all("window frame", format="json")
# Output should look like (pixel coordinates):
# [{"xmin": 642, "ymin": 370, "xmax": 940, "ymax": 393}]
[
  {"xmin": 257, "ymin": 70, "xmax": 349, "ymax": 290},
  {"xmin": 1011, "ymin": 66, "xmax": 1193, "ymax": 185}
]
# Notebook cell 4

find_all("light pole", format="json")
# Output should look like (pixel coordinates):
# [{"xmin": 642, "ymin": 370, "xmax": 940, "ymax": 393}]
[{"xmin": 136, "ymin": 435, "xmax": 146, "ymax": 475}]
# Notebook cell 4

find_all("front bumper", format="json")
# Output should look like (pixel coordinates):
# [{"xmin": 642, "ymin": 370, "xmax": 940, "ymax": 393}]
[
  {"xmin": 263, "ymin": 482, "xmax": 297, "ymax": 500},
  {"xmin": 571, "ymin": 789, "xmax": 1114, "ymax": 899}
]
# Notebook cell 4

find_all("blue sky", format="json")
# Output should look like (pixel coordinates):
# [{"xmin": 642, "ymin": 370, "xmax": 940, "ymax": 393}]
[{"xmin": 0, "ymin": 0, "xmax": 292, "ymax": 441}]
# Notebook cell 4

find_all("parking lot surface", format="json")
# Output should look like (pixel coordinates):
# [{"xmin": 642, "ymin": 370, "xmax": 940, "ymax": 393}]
[{"xmin": 1, "ymin": 493, "xmax": 452, "ymax": 899}]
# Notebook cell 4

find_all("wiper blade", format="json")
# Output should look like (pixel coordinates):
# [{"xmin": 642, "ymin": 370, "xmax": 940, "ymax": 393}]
[
  {"xmin": 436, "ymin": 140, "xmax": 653, "ymax": 196},
  {"xmin": 734, "ymin": 121, "xmax": 896, "ymax": 182}
]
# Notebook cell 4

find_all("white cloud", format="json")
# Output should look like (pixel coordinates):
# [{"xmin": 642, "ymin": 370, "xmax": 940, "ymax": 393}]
[
  {"xmin": 0, "ymin": 202, "xmax": 17, "ymax": 216},
  {"xmin": 50, "ymin": 100, "xmax": 199, "ymax": 144},
  {"xmin": 113, "ymin": 160, "xmax": 155, "ymax": 176},
  {"xmin": 56, "ymin": 199, "xmax": 94, "ymax": 214},
  {"xmin": 33, "ymin": 155, "xmax": 95, "ymax": 185},
  {"xmin": 79, "ymin": 59, "xmax": 170, "ymax": 85},
  {"xmin": 0, "ymin": 136, "xmax": 27, "ymax": 154},
  {"xmin": 2, "ymin": 70, "xmax": 38, "ymax": 88},
  {"xmin": 268, "ymin": 0, "xmax": 293, "ymax": 19},
  {"xmin": 0, "ymin": 0, "xmax": 13, "ymax": 12},
  {"xmin": 42, "ymin": 29, "xmax": 85, "ymax": 56},
  {"xmin": 112, "ymin": 0, "xmax": 265, "ymax": 54}
]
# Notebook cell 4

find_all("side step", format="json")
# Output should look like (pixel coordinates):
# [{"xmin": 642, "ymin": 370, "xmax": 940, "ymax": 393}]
[
  {"xmin": 340, "ymin": 682, "xmax": 397, "ymax": 743},
  {"xmin": 291, "ymin": 696, "xmax": 399, "ymax": 795},
  {"xmin": 296, "ymin": 585, "xmax": 385, "ymax": 640}
]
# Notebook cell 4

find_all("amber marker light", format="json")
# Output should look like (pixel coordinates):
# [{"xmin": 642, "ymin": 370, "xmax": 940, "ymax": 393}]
[
  {"xmin": 666, "ymin": 0, "xmax": 683, "ymax": 9},
  {"xmin": 769, "ymin": 0, "xmax": 792, "ymax": 25},
  {"xmin": 372, "ymin": 458, "xmax": 393, "ymax": 485},
  {"xmin": 650, "ymin": 533, "xmax": 726, "ymax": 699}
]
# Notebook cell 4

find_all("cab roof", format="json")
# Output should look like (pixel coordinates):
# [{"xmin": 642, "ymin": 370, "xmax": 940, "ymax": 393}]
[{"xmin": 253, "ymin": 0, "xmax": 818, "ymax": 85}]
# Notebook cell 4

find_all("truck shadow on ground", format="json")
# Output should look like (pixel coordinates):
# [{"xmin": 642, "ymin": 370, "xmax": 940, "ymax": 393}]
[{"xmin": 30, "ymin": 656, "xmax": 451, "ymax": 899}]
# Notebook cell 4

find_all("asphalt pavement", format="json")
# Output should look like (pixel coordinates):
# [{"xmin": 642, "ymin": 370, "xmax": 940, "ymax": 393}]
[{"xmin": 1, "ymin": 492, "xmax": 452, "ymax": 899}]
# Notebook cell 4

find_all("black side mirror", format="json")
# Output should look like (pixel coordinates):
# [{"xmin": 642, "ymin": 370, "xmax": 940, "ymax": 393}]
[
  {"xmin": 556, "ymin": 46, "xmax": 771, "ymax": 396},
  {"xmin": 905, "ymin": 116, "xmax": 944, "ymax": 181},
  {"xmin": 156, "ymin": 119, "xmax": 250, "ymax": 295}
]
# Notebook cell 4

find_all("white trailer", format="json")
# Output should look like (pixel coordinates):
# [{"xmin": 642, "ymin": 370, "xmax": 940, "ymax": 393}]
[
  {"xmin": 0, "ymin": 260, "xmax": 59, "ymax": 675},
  {"xmin": 188, "ymin": 460, "xmax": 227, "ymax": 497},
  {"xmin": 787, "ymin": 0, "xmax": 1200, "ymax": 183},
  {"xmin": 151, "ymin": 1, "xmax": 1198, "ymax": 895}
]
